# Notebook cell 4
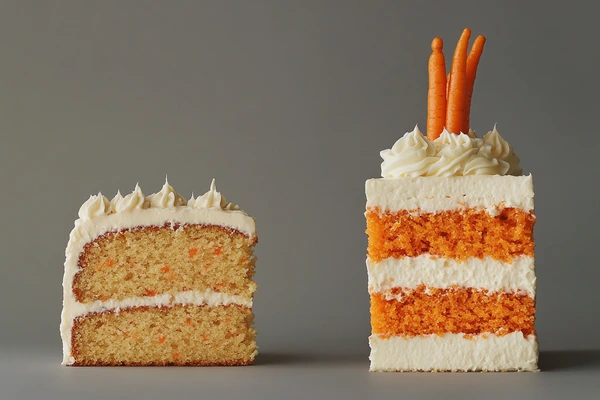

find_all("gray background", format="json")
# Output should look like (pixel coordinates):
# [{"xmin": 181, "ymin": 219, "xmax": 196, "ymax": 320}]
[{"xmin": 1, "ymin": 0, "xmax": 599, "ymax": 398}]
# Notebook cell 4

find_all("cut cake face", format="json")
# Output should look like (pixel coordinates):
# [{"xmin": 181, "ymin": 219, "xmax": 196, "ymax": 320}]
[{"xmin": 61, "ymin": 179, "xmax": 258, "ymax": 366}]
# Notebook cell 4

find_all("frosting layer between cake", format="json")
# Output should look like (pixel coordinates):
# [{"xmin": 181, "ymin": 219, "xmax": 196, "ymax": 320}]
[{"xmin": 367, "ymin": 255, "xmax": 536, "ymax": 296}]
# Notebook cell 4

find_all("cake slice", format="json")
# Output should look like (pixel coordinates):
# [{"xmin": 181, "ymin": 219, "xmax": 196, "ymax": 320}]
[
  {"xmin": 61, "ymin": 179, "xmax": 258, "ymax": 366},
  {"xmin": 366, "ymin": 173, "xmax": 537, "ymax": 371},
  {"xmin": 365, "ymin": 29, "xmax": 538, "ymax": 372}
]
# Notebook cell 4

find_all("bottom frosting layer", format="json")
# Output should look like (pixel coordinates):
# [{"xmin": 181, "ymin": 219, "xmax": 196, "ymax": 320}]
[
  {"xmin": 369, "ymin": 332, "xmax": 538, "ymax": 372},
  {"xmin": 69, "ymin": 303, "xmax": 256, "ymax": 366}
]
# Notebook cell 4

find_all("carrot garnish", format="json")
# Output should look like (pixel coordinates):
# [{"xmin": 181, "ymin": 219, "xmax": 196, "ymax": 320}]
[
  {"xmin": 446, "ymin": 28, "xmax": 471, "ymax": 135},
  {"xmin": 465, "ymin": 35, "xmax": 486, "ymax": 131},
  {"xmin": 145, "ymin": 289, "xmax": 157, "ymax": 297},
  {"xmin": 426, "ymin": 37, "xmax": 447, "ymax": 140},
  {"xmin": 172, "ymin": 352, "xmax": 180, "ymax": 359},
  {"xmin": 188, "ymin": 248, "xmax": 198, "ymax": 258},
  {"xmin": 158, "ymin": 335, "xmax": 166, "ymax": 344},
  {"xmin": 214, "ymin": 247, "xmax": 222, "ymax": 256},
  {"xmin": 185, "ymin": 318, "xmax": 192, "ymax": 326}
]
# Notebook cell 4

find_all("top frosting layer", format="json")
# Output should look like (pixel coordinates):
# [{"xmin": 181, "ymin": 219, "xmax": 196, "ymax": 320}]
[
  {"xmin": 380, "ymin": 126, "xmax": 522, "ymax": 178},
  {"xmin": 77, "ymin": 178, "xmax": 247, "ymax": 222}
]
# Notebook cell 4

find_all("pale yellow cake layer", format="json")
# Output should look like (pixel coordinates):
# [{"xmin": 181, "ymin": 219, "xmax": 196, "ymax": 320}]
[
  {"xmin": 73, "ymin": 224, "xmax": 257, "ymax": 302},
  {"xmin": 71, "ymin": 304, "xmax": 256, "ymax": 366}
]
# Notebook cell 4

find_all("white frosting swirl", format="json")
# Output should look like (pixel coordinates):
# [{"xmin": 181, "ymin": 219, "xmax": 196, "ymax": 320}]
[
  {"xmin": 146, "ymin": 178, "xmax": 187, "ymax": 208},
  {"xmin": 78, "ymin": 193, "xmax": 110, "ymax": 220},
  {"xmin": 428, "ymin": 130, "xmax": 479, "ymax": 176},
  {"xmin": 464, "ymin": 141, "xmax": 510, "ymax": 175},
  {"xmin": 108, "ymin": 191, "xmax": 123, "ymax": 214},
  {"xmin": 380, "ymin": 126, "xmax": 522, "ymax": 177},
  {"xmin": 189, "ymin": 179, "xmax": 239, "ymax": 210},
  {"xmin": 116, "ymin": 183, "xmax": 148, "ymax": 213},
  {"xmin": 380, "ymin": 126, "xmax": 438, "ymax": 178},
  {"xmin": 483, "ymin": 125, "xmax": 522, "ymax": 175},
  {"xmin": 75, "ymin": 179, "xmax": 245, "ymax": 221}
]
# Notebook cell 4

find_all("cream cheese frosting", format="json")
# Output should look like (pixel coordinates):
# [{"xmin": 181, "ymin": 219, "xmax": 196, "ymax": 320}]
[
  {"xmin": 146, "ymin": 178, "xmax": 187, "ymax": 208},
  {"xmin": 367, "ymin": 255, "xmax": 536, "ymax": 297},
  {"xmin": 369, "ymin": 332, "xmax": 538, "ymax": 372},
  {"xmin": 61, "ymin": 179, "xmax": 256, "ymax": 365},
  {"xmin": 366, "ymin": 174, "xmax": 534, "ymax": 215},
  {"xmin": 380, "ymin": 126, "xmax": 521, "ymax": 178},
  {"xmin": 188, "ymin": 179, "xmax": 239, "ymax": 210}
]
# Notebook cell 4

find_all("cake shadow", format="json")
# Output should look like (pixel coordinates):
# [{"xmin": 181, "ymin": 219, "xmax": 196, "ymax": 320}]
[
  {"xmin": 539, "ymin": 350, "xmax": 600, "ymax": 371},
  {"xmin": 255, "ymin": 353, "xmax": 366, "ymax": 366}
]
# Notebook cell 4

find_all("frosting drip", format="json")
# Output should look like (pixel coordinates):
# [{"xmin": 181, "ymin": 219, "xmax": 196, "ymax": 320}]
[{"xmin": 380, "ymin": 126, "xmax": 522, "ymax": 178}]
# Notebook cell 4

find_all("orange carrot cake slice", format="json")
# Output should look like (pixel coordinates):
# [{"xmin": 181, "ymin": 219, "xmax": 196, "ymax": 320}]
[
  {"xmin": 61, "ymin": 179, "xmax": 257, "ymax": 366},
  {"xmin": 366, "ymin": 29, "xmax": 537, "ymax": 372}
]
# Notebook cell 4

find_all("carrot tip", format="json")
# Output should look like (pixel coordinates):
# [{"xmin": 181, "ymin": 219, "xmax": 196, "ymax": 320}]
[{"xmin": 431, "ymin": 37, "xmax": 443, "ymax": 51}]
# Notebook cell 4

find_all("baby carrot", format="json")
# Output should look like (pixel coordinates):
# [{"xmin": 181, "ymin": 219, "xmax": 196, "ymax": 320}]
[
  {"xmin": 446, "ymin": 28, "xmax": 471, "ymax": 135},
  {"xmin": 426, "ymin": 37, "xmax": 447, "ymax": 140},
  {"xmin": 465, "ymin": 35, "xmax": 486, "ymax": 131}
]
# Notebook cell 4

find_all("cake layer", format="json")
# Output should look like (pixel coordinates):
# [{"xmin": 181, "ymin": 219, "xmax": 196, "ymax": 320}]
[
  {"xmin": 72, "ymin": 224, "xmax": 257, "ymax": 303},
  {"xmin": 367, "ymin": 255, "xmax": 535, "ymax": 296},
  {"xmin": 370, "ymin": 287, "xmax": 535, "ymax": 337},
  {"xmin": 366, "ymin": 175, "xmax": 534, "ymax": 214},
  {"xmin": 70, "ymin": 304, "xmax": 256, "ymax": 366},
  {"xmin": 366, "ymin": 207, "xmax": 534, "ymax": 262},
  {"xmin": 369, "ymin": 332, "xmax": 538, "ymax": 372},
  {"xmin": 61, "ymin": 289, "xmax": 250, "ymax": 365}
]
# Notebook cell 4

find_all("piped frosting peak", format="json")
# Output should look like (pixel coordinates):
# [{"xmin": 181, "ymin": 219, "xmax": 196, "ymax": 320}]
[
  {"xmin": 117, "ymin": 184, "xmax": 148, "ymax": 213},
  {"xmin": 146, "ymin": 178, "xmax": 187, "ymax": 208},
  {"xmin": 380, "ymin": 125, "xmax": 521, "ymax": 178},
  {"xmin": 78, "ymin": 193, "xmax": 110, "ymax": 220},
  {"xmin": 188, "ymin": 179, "xmax": 239, "ymax": 210},
  {"xmin": 76, "ymin": 179, "xmax": 242, "ymax": 221}
]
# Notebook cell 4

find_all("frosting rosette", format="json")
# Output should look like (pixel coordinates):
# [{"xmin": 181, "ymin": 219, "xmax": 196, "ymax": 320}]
[
  {"xmin": 146, "ymin": 178, "xmax": 187, "ymax": 208},
  {"xmin": 380, "ymin": 126, "xmax": 522, "ymax": 178},
  {"xmin": 380, "ymin": 126, "xmax": 438, "ymax": 178},
  {"xmin": 189, "ymin": 179, "xmax": 239, "ymax": 210},
  {"xmin": 116, "ymin": 184, "xmax": 148, "ymax": 213},
  {"xmin": 78, "ymin": 193, "xmax": 110, "ymax": 220}
]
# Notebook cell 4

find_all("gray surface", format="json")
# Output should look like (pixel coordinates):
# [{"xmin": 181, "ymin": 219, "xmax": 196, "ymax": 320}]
[
  {"xmin": 0, "ymin": 0, "xmax": 599, "ymax": 398},
  {"xmin": 2, "ymin": 348, "xmax": 600, "ymax": 399}
]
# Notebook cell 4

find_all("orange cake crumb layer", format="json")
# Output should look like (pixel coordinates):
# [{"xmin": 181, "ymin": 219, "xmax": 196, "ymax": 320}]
[
  {"xmin": 370, "ymin": 285, "xmax": 535, "ymax": 337},
  {"xmin": 73, "ymin": 224, "xmax": 257, "ymax": 303},
  {"xmin": 71, "ymin": 304, "xmax": 256, "ymax": 366},
  {"xmin": 366, "ymin": 207, "xmax": 534, "ymax": 262}
]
